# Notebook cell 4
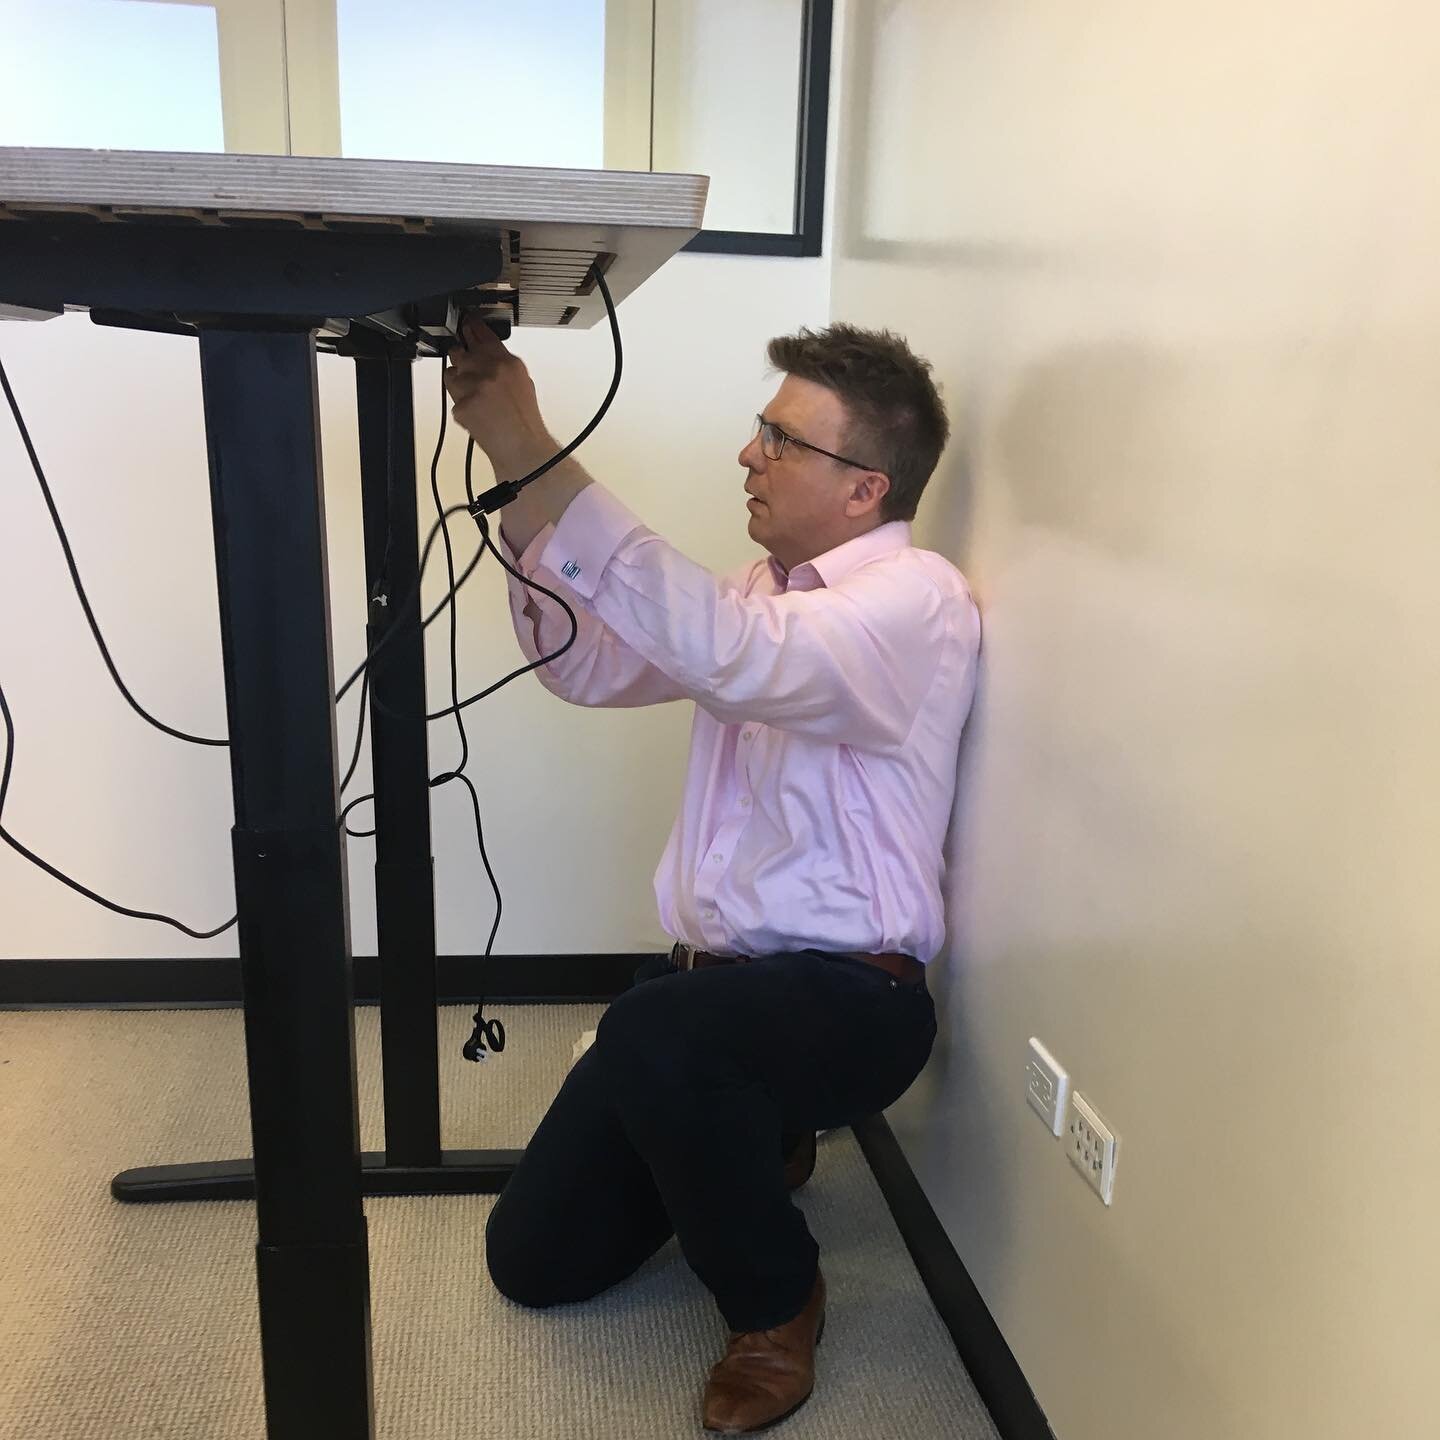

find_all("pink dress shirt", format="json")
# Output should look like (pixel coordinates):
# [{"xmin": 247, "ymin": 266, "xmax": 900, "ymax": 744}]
[{"xmin": 501, "ymin": 484, "xmax": 981, "ymax": 963}]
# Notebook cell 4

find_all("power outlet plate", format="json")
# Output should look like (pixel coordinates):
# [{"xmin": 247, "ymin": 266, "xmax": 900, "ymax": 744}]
[
  {"xmin": 1068, "ymin": 1092, "xmax": 1119, "ymax": 1205},
  {"xmin": 1025, "ymin": 1038, "xmax": 1070, "ymax": 1136}
]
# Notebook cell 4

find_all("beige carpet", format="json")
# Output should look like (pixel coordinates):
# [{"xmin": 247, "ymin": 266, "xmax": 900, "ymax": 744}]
[{"xmin": 0, "ymin": 1002, "xmax": 1000, "ymax": 1440}]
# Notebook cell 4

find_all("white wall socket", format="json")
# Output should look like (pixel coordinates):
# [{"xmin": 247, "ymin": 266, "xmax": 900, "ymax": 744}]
[
  {"xmin": 1068, "ymin": 1092, "xmax": 1119, "ymax": 1205},
  {"xmin": 1025, "ymin": 1038, "xmax": 1069, "ymax": 1136}
]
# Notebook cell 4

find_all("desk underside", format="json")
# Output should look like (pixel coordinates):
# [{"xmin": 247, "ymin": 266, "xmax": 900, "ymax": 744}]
[{"xmin": 0, "ymin": 147, "xmax": 708, "ymax": 338}]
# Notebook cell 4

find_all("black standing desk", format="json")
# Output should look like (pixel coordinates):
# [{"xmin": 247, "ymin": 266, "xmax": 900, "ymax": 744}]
[{"xmin": 0, "ymin": 147, "xmax": 705, "ymax": 1439}]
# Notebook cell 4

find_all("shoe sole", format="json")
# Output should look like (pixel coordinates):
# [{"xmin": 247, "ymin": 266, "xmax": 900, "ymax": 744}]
[{"xmin": 702, "ymin": 1314, "xmax": 825, "ymax": 1435}]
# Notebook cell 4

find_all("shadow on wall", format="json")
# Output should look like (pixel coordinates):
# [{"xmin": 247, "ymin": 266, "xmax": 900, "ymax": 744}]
[
  {"xmin": 916, "ymin": 373, "xmax": 977, "ymax": 568},
  {"xmin": 990, "ymin": 342, "xmax": 1212, "ymax": 564},
  {"xmin": 838, "ymin": 0, "xmax": 1058, "ymax": 273},
  {"xmin": 902, "ymin": 659, "xmax": 1005, "ymax": 1214},
  {"xmin": 985, "ymin": 332, "xmax": 1440, "ymax": 587}
]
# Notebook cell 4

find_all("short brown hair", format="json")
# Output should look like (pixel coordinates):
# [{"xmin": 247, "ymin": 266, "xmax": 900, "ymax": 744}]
[{"xmin": 766, "ymin": 323, "xmax": 949, "ymax": 522}]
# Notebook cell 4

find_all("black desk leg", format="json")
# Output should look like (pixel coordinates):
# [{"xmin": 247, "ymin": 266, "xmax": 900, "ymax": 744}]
[
  {"xmin": 198, "ymin": 327, "xmax": 374, "ymax": 1440},
  {"xmin": 111, "ymin": 343, "xmax": 522, "ymax": 1210},
  {"xmin": 355, "ymin": 348, "xmax": 443, "ymax": 1166}
]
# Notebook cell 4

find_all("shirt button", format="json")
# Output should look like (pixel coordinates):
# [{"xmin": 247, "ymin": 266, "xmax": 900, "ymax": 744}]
[
  {"xmin": 703, "ymin": 908, "xmax": 716, "ymax": 920},
  {"xmin": 741, "ymin": 730, "xmax": 753, "ymax": 741},
  {"xmin": 712, "ymin": 853, "xmax": 723, "ymax": 864},
  {"xmin": 739, "ymin": 796, "xmax": 751, "ymax": 809}
]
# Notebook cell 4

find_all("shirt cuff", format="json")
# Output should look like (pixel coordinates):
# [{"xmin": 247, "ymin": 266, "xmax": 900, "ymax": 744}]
[
  {"xmin": 499, "ymin": 520, "xmax": 555, "ymax": 576},
  {"xmin": 538, "ymin": 483, "xmax": 645, "ymax": 601}
]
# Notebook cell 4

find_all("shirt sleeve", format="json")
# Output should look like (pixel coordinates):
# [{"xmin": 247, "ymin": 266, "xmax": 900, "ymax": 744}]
[
  {"xmin": 539, "ymin": 485, "xmax": 949, "ymax": 751},
  {"xmin": 499, "ymin": 514, "xmax": 688, "ymax": 709}
]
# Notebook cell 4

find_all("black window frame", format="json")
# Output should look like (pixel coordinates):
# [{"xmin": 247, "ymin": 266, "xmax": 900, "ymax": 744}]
[{"xmin": 681, "ymin": 0, "xmax": 833, "ymax": 259}]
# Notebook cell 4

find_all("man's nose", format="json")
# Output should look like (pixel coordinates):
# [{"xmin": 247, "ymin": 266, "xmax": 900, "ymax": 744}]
[{"xmin": 739, "ymin": 434, "xmax": 766, "ymax": 471}]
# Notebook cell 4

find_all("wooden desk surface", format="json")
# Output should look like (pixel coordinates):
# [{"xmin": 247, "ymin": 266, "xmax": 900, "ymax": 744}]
[{"xmin": 0, "ymin": 148, "xmax": 709, "ymax": 328}]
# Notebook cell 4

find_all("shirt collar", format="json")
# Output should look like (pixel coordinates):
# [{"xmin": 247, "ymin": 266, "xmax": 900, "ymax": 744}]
[{"xmin": 767, "ymin": 520, "xmax": 913, "ymax": 593}]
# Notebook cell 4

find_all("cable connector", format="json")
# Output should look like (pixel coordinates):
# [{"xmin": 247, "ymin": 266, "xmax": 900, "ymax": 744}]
[
  {"xmin": 462, "ymin": 1004, "xmax": 507, "ymax": 1063},
  {"xmin": 469, "ymin": 479, "xmax": 521, "ymax": 518}
]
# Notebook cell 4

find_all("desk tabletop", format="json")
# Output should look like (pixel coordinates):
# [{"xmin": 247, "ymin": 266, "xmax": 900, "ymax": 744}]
[{"xmin": 0, "ymin": 148, "xmax": 709, "ymax": 329}]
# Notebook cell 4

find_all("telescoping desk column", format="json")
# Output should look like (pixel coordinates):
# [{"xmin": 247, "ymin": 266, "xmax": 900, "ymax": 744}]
[{"xmin": 0, "ymin": 147, "xmax": 706, "ymax": 1440}]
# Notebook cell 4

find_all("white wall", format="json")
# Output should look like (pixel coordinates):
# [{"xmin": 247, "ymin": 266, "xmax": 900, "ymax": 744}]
[
  {"xmin": 0, "ymin": 248, "xmax": 830, "ymax": 958},
  {"xmin": 830, "ymin": 2, "xmax": 1440, "ymax": 1438}
]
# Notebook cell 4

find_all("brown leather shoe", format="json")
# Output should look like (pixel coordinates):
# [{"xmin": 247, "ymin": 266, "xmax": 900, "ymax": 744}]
[
  {"xmin": 782, "ymin": 1130, "xmax": 817, "ymax": 1192},
  {"xmin": 702, "ymin": 1270, "xmax": 826, "ymax": 1434}
]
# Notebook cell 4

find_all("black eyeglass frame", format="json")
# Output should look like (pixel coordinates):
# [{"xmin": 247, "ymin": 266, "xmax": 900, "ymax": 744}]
[{"xmin": 753, "ymin": 414, "xmax": 882, "ymax": 475}]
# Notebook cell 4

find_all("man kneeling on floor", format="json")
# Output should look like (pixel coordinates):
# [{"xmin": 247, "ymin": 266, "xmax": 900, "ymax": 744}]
[{"xmin": 445, "ymin": 318, "xmax": 980, "ymax": 1434}]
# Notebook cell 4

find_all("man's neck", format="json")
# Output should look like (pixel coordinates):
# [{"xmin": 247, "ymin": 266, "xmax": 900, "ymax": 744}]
[{"xmin": 770, "ymin": 517, "xmax": 888, "ymax": 573}]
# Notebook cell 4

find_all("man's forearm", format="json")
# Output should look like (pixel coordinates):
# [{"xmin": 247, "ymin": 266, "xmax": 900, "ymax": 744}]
[
  {"xmin": 444, "ymin": 321, "xmax": 593, "ymax": 553},
  {"xmin": 492, "ymin": 438, "xmax": 594, "ymax": 556}
]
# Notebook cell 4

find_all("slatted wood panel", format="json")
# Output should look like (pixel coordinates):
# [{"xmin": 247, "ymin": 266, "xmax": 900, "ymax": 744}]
[{"xmin": 0, "ymin": 148, "xmax": 708, "ymax": 328}]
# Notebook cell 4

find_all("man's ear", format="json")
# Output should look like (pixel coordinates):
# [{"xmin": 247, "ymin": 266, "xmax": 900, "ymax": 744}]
[{"xmin": 845, "ymin": 470, "xmax": 891, "ymax": 518}]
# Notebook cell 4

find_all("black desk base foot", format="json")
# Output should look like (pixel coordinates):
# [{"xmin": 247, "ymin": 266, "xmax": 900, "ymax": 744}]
[{"xmin": 112, "ymin": 1150, "xmax": 524, "ymax": 1203}]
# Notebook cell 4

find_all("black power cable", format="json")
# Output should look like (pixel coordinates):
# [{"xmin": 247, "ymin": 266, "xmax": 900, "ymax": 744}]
[
  {"xmin": 345, "ymin": 360, "xmax": 510, "ymax": 1059},
  {"xmin": 339, "ymin": 668, "xmax": 371, "ymax": 795},
  {"xmin": 0, "ymin": 449, "xmax": 552, "ymax": 953},
  {"xmin": 0, "ymin": 662, "xmax": 376, "ymax": 942},
  {"xmin": 0, "ymin": 264, "xmax": 614, "ymax": 1007},
  {"xmin": 333, "ymin": 501, "xmax": 482, "ymax": 707},
  {"xmin": 348, "ymin": 274, "xmax": 632, "ymax": 1058},
  {"xmin": 0, "ymin": 353, "xmax": 227, "ymax": 748},
  {"xmin": 339, "ymin": 267, "xmax": 627, "ymax": 1057},
  {"xmin": 0, "ymin": 343, "xmax": 472, "ymax": 748},
  {"xmin": 0, "ymin": 408, "xmax": 372, "ymax": 937},
  {"xmin": 467, "ymin": 262, "xmax": 622, "ymax": 519},
  {"xmin": 0, "ymin": 677, "xmax": 236, "ymax": 940},
  {"xmin": 426, "ymin": 364, "xmax": 506, "ymax": 1061},
  {"xmin": 336, "ymin": 258, "xmax": 621, "ymax": 708}
]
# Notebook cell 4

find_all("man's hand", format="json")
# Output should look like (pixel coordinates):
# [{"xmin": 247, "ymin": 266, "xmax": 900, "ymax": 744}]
[
  {"xmin": 444, "ymin": 318, "xmax": 558, "ymax": 480},
  {"xmin": 443, "ymin": 316, "xmax": 595, "ymax": 554}
]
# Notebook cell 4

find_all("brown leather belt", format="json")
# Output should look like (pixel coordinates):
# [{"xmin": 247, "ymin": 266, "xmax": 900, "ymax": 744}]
[{"xmin": 671, "ymin": 942, "xmax": 925, "ymax": 986}]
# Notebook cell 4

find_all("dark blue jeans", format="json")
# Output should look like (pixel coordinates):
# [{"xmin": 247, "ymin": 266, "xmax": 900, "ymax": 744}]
[{"xmin": 484, "ymin": 950, "xmax": 937, "ymax": 1332}]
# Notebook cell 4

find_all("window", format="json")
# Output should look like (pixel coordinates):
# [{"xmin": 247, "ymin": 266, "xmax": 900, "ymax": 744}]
[
  {"xmin": 660, "ymin": 0, "xmax": 833, "ymax": 257},
  {"xmin": 0, "ymin": 0, "xmax": 833, "ymax": 257},
  {"xmin": 335, "ymin": 0, "xmax": 611, "ymax": 170},
  {"xmin": 0, "ymin": 0, "xmax": 226, "ymax": 152}
]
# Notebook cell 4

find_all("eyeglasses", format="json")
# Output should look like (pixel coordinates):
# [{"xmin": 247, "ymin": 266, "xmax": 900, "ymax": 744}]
[{"xmin": 752, "ymin": 414, "xmax": 880, "ymax": 473}]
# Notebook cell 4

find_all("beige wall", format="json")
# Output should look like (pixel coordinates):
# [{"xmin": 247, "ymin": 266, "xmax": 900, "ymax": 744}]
[
  {"xmin": 0, "ymin": 248, "xmax": 831, "ymax": 959},
  {"xmin": 830, "ymin": 2, "xmax": 1440, "ymax": 1437}
]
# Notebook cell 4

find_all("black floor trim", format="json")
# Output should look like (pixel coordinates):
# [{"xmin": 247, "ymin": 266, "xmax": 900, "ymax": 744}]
[
  {"xmin": 0, "ymin": 955, "xmax": 650, "ymax": 1009},
  {"xmin": 853, "ymin": 1112, "xmax": 1055, "ymax": 1440}
]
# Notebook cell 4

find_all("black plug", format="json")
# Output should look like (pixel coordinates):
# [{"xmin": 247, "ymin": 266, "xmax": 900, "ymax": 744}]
[
  {"xmin": 462, "ymin": 1007, "xmax": 507, "ymax": 1063},
  {"xmin": 453, "ymin": 309, "xmax": 513, "ymax": 347},
  {"xmin": 469, "ymin": 479, "xmax": 521, "ymax": 518}
]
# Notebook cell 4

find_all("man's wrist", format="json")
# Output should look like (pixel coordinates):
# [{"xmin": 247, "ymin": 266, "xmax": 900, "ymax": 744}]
[
  {"xmin": 489, "ymin": 429, "xmax": 560, "ymax": 483},
  {"xmin": 492, "ymin": 459, "xmax": 593, "ymax": 554}
]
